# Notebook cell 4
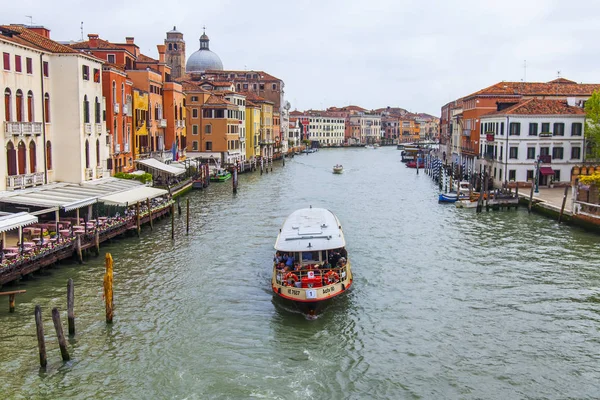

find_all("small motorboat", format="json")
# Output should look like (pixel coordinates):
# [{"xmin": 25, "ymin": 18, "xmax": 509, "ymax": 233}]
[
  {"xmin": 209, "ymin": 169, "xmax": 232, "ymax": 182},
  {"xmin": 438, "ymin": 192, "xmax": 459, "ymax": 203},
  {"xmin": 333, "ymin": 164, "xmax": 344, "ymax": 174},
  {"xmin": 406, "ymin": 160, "xmax": 425, "ymax": 168}
]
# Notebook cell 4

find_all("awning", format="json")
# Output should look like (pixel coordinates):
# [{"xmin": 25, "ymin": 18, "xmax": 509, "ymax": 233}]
[
  {"xmin": 99, "ymin": 186, "xmax": 168, "ymax": 206},
  {"xmin": 135, "ymin": 158, "xmax": 185, "ymax": 176},
  {"xmin": 539, "ymin": 167, "xmax": 555, "ymax": 176},
  {"xmin": 0, "ymin": 178, "xmax": 145, "ymax": 211},
  {"xmin": 0, "ymin": 212, "xmax": 38, "ymax": 233}
]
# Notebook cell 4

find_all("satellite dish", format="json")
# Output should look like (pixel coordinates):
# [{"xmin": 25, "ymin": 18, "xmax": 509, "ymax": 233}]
[{"xmin": 284, "ymin": 101, "xmax": 291, "ymax": 111}]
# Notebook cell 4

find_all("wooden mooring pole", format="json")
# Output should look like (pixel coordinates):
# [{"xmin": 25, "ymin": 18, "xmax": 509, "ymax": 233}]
[
  {"xmin": 186, "ymin": 198, "xmax": 190, "ymax": 235},
  {"xmin": 528, "ymin": 179, "xmax": 535, "ymax": 214},
  {"xmin": 171, "ymin": 203, "xmax": 175, "ymax": 240},
  {"xmin": 51, "ymin": 308, "xmax": 70, "ymax": 361},
  {"xmin": 103, "ymin": 253, "xmax": 114, "ymax": 324},
  {"xmin": 34, "ymin": 305, "xmax": 47, "ymax": 368},
  {"xmin": 76, "ymin": 235, "xmax": 83, "ymax": 264},
  {"xmin": 67, "ymin": 278, "xmax": 75, "ymax": 335},
  {"xmin": 136, "ymin": 202, "xmax": 141, "ymax": 237},
  {"xmin": 558, "ymin": 185, "xmax": 569, "ymax": 223},
  {"xmin": 148, "ymin": 198, "xmax": 153, "ymax": 231}
]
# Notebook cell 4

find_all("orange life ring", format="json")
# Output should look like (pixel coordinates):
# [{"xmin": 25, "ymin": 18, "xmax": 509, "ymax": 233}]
[
  {"xmin": 283, "ymin": 272, "xmax": 299, "ymax": 286},
  {"xmin": 325, "ymin": 270, "xmax": 340, "ymax": 284}
]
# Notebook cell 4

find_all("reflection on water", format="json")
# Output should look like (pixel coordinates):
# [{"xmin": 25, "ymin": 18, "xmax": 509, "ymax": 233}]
[{"xmin": 1, "ymin": 147, "xmax": 600, "ymax": 399}]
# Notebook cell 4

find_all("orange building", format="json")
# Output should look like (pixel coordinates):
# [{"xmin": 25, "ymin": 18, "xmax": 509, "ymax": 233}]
[
  {"xmin": 181, "ymin": 81, "xmax": 210, "ymax": 153},
  {"xmin": 200, "ymin": 94, "xmax": 241, "ymax": 164}
]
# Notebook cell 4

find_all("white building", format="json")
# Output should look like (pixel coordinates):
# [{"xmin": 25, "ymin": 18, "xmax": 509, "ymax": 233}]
[
  {"xmin": 307, "ymin": 114, "xmax": 345, "ymax": 146},
  {"xmin": 224, "ymin": 92, "xmax": 246, "ymax": 161},
  {"xmin": 288, "ymin": 118, "xmax": 301, "ymax": 149},
  {"xmin": 479, "ymin": 98, "xmax": 585, "ymax": 187},
  {"xmin": 1, "ymin": 24, "xmax": 109, "ymax": 190}
]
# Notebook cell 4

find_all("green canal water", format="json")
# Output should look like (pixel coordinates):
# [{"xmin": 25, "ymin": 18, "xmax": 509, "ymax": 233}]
[{"xmin": 1, "ymin": 147, "xmax": 600, "ymax": 399}]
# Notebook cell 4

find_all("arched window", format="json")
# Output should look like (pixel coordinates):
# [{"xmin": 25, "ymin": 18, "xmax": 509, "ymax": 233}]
[
  {"xmin": 16, "ymin": 90, "xmax": 23, "ymax": 122},
  {"xmin": 179, "ymin": 105, "xmax": 183, "ymax": 120},
  {"xmin": 112, "ymin": 81, "xmax": 116, "ymax": 102},
  {"xmin": 95, "ymin": 97, "xmax": 100, "ymax": 123},
  {"xmin": 155, "ymin": 103, "xmax": 159, "ymax": 120},
  {"xmin": 174, "ymin": 44, "xmax": 178, "ymax": 51},
  {"xmin": 29, "ymin": 141, "xmax": 36, "ymax": 173},
  {"xmin": 121, "ymin": 83, "xmax": 125, "ymax": 105},
  {"xmin": 113, "ymin": 119, "xmax": 117, "ymax": 137},
  {"xmin": 4, "ymin": 88, "xmax": 11, "ymax": 121},
  {"xmin": 46, "ymin": 141, "xmax": 52, "ymax": 170},
  {"xmin": 27, "ymin": 91, "xmax": 34, "ymax": 122},
  {"xmin": 83, "ymin": 95, "xmax": 90, "ymax": 123},
  {"xmin": 6, "ymin": 142, "xmax": 16, "ymax": 176},
  {"xmin": 96, "ymin": 139, "xmax": 100, "ymax": 166},
  {"xmin": 85, "ymin": 139, "xmax": 90, "ymax": 168},
  {"xmin": 17, "ymin": 141, "xmax": 26, "ymax": 175},
  {"xmin": 44, "ymin": 93, "xmax": 50, "ymax": 123},
  {"xmin": 168, "ymin": 43, "xmax": 172, "ymax": 50}
]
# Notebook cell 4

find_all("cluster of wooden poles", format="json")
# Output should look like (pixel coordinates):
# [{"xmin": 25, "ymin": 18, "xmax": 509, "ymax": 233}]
[{"xmin": 33, "ymin": 253, "xmax": 114, "ymax": 369}]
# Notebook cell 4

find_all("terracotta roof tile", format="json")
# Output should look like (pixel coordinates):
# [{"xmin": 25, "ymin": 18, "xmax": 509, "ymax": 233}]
[
  {"xmin": 69, "ymin": 38, "xmax": 124, "ymax": 51},
  {"xmin": 205, "ymin": 69, "xmax": 281, "ymax": 82},
  {"xmin": 0, "ymin": 25, "xmax": 78, "ymax": 53},
  {"xmin": 136, "ymin": 53, "xmax": 158, "ymax": 63},
  {"xmin": 465, "ymin": 79, "xmax": 600, "ymax": 99},
  {"xmin": 482, "ymin": 99, "xmax": 586, "ymax": 117},
  {"xmin": 203, "ymin": 94, "xmax": 233, "ymax": 106}
]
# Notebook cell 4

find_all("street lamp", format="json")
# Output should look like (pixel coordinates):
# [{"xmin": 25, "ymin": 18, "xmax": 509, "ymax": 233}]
[{"xmin": 534, "ymin": 156, "xmax": 541, "ymax": 194}]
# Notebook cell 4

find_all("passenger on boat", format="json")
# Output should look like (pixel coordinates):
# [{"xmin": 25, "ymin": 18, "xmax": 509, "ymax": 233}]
[
  {"xmin": 321, "ymin": 260, "xmax": 331, "ymax": 270},
  {"xmin": 285, "ymin": 254, "xmax": 294, "ymax": 268},
  {"xmin": 337, "ymin": 257, "xmax": 346, "ymax": 267},
  {"xmin": 273, "ymin": 252, "xmax": 282, "ymax": 264}
]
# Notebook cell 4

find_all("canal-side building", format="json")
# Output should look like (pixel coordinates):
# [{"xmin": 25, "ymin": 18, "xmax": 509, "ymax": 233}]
[
  {"xmin": 348, "ymin": 113, "xmax": 382, "ymax": 144},
  {"xmin": 181, "ymin": 81, "xmax": 210, "ymax": 154},
  {"xmin": 224, "ymin": 91, "xmax": 247, "ymax": 161},
  {"xmin": 200, "ymin": 94, "xmax": 242, "ymax": 164},
  {"xmin": 70, "ymin": 34, "xmax": 136, "ymax": 174},
  {"xmin": 1, "ymin": 25, "xmax": 110, "ymax": 186},
  {"xmin": 245, "ymin": 100, "xmax": 261, "ymax": 160},
  {"xmin": 444, "ymin": 78, "xmax": 600, "ymax": 175},
  {"xmin": 305, "ymin": 112, "xmax": 346, "ymax": 146},
  {"xmin": 479, "ymin": 98, "xmax": 586, "ymax": 188},
  {"xmin": 132, "ymin": 88, "xmax": 149, "ymax": 160}
]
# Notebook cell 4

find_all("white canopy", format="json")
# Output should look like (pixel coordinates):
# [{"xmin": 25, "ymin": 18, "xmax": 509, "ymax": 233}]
[
  {"xmin": 0, "ymin": 212, "xmax": 38, "ymax": 233},
  {"xmin": 135, "ymin": 158, "xmax": 185, "ymax": 176},
  {"xmin": 0, "ymin": 178, "xmax": 145, "ymax": 211},
  {"xmin": 274, "ymin": 208, "xmax": 346, "ymax": 252},
  {"xmin": 99, "ymin": 186, "xmax": 168, "ymax": 206}
]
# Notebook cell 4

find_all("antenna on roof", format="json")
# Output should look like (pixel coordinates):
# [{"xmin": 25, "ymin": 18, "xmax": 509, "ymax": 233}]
[
  {"xmin": 80, "ymin": 21, "xmax": 84, "ymax": 42},
  {"xmin": 25, "ymin": 15, "xmax": 33, "ymax": 26},
  {"xmin": 557, "ymin": 70, "xmax": 561, "ymax": 79}
]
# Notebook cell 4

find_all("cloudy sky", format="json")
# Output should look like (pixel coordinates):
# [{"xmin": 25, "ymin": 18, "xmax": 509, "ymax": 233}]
[{"xmin": 5, "ymin": 0, "xmax": 600, "ymax": 116}]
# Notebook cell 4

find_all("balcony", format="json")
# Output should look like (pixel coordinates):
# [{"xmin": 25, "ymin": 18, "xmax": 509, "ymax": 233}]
[
  {"xmin": 113, "ymin": 103, "xmax": 120, "ymax": 114},
  {"xmin": 123, "ymin": 142, "xmax": 130, "ymax": 152},
  {"xmin": 84, "ymin": 123, "xmax": 92, "ymax": 135},
  {"xmin": 95, "ymin": 123, "xmax": 103, "ymax": 134},
  {"xmin": 114, "ymin": 143, "xmax": 121, "ymax": 153},
  {"xmin": 462, "ymin": 129, "xmax": 471, "ymax": 137},
  {"xmin": 4, "ymin": 122, "xmax": 43, "ymax": 137},
  {"xmin": 159, "ymin": 119, "xmax": 167, "ymax": 128},
  {"xmin": 177, "ymin": 120, "xmax": 185, "ymax": 128},
  {"xmin": 96, "ymin": 166, "xmax": 104, "ymax": 179},
  {"xmin": 85, "ymin": 168, "xmax": 93, "ymax": 180},
  {"xmin": 6, "ymin": 172, "xmax": 45, "ymax": 190},
  {"xmin": 122, "ymin": 104, "xmax": 129, "ymax": 115}
]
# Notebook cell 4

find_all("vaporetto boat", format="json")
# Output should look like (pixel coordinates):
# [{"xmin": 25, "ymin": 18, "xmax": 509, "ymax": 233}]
[{"xmin": 272, "ymin": 207, "xmax": 352, "ymax": 315}]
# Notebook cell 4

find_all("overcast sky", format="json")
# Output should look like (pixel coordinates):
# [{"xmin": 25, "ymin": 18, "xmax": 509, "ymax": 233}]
[{"xmin": 5, "ymin": 0, "xmax": 600, "ymax": 116}]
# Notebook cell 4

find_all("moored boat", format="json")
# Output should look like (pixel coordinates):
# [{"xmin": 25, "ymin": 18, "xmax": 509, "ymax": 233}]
[
  {"xmin": 438, "ymin": 192, "xmax": 458, "ymax": 203},
  {"xmin": 209, "ymin": 169, "xmax": 232, "ymax": 182},
  {"xmin": 272, "ymin": 207, "xmax": 352, "ymax": 316},
  {"xmin": 333, "ymin": 164, "xmax": 344, "ymax": 174}
]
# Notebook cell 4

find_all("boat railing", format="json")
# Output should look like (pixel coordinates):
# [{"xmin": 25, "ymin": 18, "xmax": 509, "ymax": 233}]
[{"xmin": 274, "ymin": 265, "xmax": 348, "ymax": 286}]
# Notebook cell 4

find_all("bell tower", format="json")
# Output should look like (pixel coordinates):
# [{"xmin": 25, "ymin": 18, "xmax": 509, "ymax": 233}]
[{"xmin": 165, "ymin": 26, "xmax": 185, "ymax": 80}]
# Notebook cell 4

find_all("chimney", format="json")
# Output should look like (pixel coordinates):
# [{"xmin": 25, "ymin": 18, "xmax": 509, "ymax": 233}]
[
  {"xmin": 87, "ymin": 33, "xmax": 99, "ymax": 48},
  {"xmin": 157, "ymin": 44, "xmax": 166, "ymax": 63},
  {"xmin": 125, "ymin": 37, "xmax": 134, "ymax": 44},
  {"xmin": 27, "ymin": 26, "xmax": 51, "ymax": 38}
]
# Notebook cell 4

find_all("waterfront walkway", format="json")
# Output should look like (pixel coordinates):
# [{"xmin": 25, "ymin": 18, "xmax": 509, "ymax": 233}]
[{"xmin": 527, "ymin": 187, "xmax": 573, "ymax": 213}]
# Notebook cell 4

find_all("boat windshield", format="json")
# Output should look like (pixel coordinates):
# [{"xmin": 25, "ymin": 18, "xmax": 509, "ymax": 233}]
[{"xmin": 273, "ymin": 247, "xmax": 348, "ymax": 286}]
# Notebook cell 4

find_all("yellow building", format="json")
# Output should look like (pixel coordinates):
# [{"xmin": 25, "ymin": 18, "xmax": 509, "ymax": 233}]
[
  {"xmin": 132, "ymin": 89, "xmax": 149, "ymax": 160},
  {"xmin": 245, "ymin": 101, "xmax": 261, "ymax": 160},
  {"xmin": 260, "ymin": 100, "xmax": 274, "ymax": 159}
]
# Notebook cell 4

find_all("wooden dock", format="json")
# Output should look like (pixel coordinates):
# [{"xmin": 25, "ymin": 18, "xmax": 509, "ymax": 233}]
[{"xmin": 0, "ymin": 202, "xmax": 173, "ymax": 287}]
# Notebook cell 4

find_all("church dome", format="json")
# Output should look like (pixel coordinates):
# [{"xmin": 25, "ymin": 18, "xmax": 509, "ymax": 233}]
[{"xmin": 185, "ymin": 31, "xmax": 223, "ymax": 73}]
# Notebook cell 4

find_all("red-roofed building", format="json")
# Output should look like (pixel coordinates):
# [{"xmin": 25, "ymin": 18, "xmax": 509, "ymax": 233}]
[{"xmin": 479, "ymin": 98, "xmax": 586, "ymax": 187}]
